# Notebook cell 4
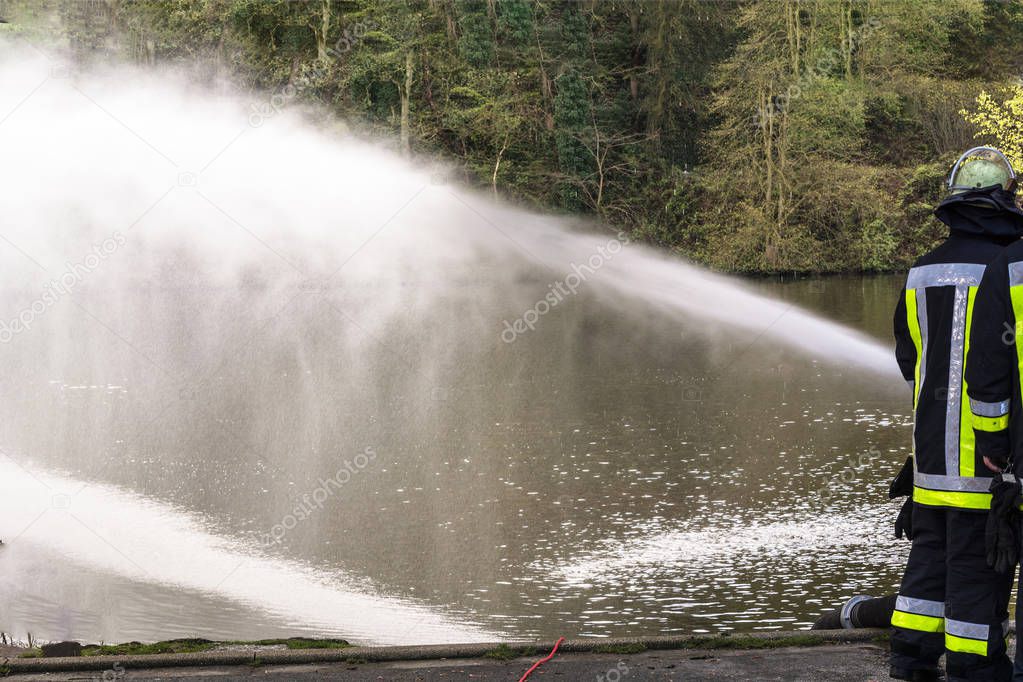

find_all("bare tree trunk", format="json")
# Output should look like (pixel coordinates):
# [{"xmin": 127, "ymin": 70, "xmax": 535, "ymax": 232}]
[
  {"xmin": 795, "ymin": 1, "xmax": 801, "ymax": 75},
  {"xmin": 776, "ymin": 107, "xmax": 787, "ymax": 232},
  {"xmin": 492, "ymin": 135, "xmax": 509, "ymax": 196},
  {"xmin": 647, "ymin": 0, "xmax": 669, "ymax": 137},
  {"xmin": 314, "ymin": 0, "xmax": 331, "ymax": 62},
  {"xmin": 400, "ymin": 51, "xmax": 414, "ymax": 156},
  {"xmin": 629, "ymin": 8, "xmax": 640, "ymax": 101},
  {"xmin": 786, "ymin": 0, "xmax": 802, "ymax": 75},
  {"xmin": 844, "ymin": 1, "xmax": 853, "ymax": 78},
  {"xmin": 760, "ymin": 87, "xmax": 773, "ymax": 213},
  {"xmin": 213, "ymin": 16, "xmax": 228, "ymax": 76},
  {"xmin": 533, "ymin": 18, "xmax": 555, "ymax": 131}
]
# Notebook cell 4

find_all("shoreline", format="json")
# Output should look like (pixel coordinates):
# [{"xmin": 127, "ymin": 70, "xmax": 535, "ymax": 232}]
[{"xmin": 1, "ymin": 630, "xmax": 888, "ymax": 675}]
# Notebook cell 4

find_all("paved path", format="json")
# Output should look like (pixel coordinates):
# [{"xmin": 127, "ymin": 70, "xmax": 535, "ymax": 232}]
[{"xmin": 8, "ymin": 644, "xmax": 891, "ymax": 681}]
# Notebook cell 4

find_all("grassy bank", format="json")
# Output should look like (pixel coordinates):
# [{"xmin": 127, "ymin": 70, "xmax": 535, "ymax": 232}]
[
  {"xmin": 17, "ymin": 637, "xmax": 351, "ymax": 659},
  {"xmin": 10, "ymin": 631, "xmax": 886, "ymax": 662}
]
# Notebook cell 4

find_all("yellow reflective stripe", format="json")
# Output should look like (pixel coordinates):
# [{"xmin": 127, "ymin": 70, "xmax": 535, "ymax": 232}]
[
  {"xmin": 906, "ymin": 289, "xmax": 923, "ymax": 410},
  {"xmin": 1010, "ymin": 285, "xmax": 1023, "ymax": 408},
  {"xmin": 892, "ymin": 609, "xmax": 943, "ymax": 633},
  {"xmin": 913, "ymin": 486, "xmax": 991, "ymax": 510},
  {"xmin": 973, "ymin": 413, "xmax": 1010, "ymax": 432},
  {"xmin": 945, "ymin": 632, "xmax": 988, "ymax": 656},
  {"xmin": 961, "ymin": 285, "xmax": 978, "ymax": 478}
]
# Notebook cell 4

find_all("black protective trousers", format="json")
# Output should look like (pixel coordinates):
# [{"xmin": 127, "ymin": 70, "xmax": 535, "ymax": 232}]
[{"xmin": 890, "ymin": 505, "xmax": 1013, "ymax": 681}]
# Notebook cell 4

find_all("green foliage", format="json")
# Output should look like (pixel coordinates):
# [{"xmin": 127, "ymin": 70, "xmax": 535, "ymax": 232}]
[
  {"xmin": 681, "ymin": 633, "xmax": 831, "ymax": 650},
  {"xmin": 77, "ymin": 637, "xmax": 350, "ymax": 656},
  {"xmin": 82, "ymin": 639, "xmax": 218, "ymax": 656},
  {"xmin": 10, "ymin": 0, "xmax": 1023, "ymax": 273},
  {"xmin": 496, "ymin": 0, "xmax": 531, "ymax": 46},
  {"xmin": 553, "ymin": 69, "xmax": 589, "ymax": 207},
  {"xmin": 699, "ymin": 0, "xmax": 1015, "ymax": 273},
  {"xmin": 788, "ymin": 79, "xmax": 866, "ymax": 157},
  {"xmin": 456, "ymin": 0, "xmax": 493, "ymax": 68},
  {"xmin": 271, "ymin": 638, "xmax": 350, "ymax": 650},
  {"xmin": 860, "ymin": 218, "xmax": 898, "ymax": 271}
]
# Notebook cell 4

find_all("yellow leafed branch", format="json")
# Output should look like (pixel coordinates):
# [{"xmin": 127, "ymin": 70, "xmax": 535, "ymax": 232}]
[{"xmin": 962, "ymin": 87, "xmax": 1023, "ymax": 170}]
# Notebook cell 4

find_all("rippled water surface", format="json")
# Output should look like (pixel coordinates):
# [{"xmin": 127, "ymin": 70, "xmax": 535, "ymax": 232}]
[
  {"xmin": 0, "ymin": 272, "xmax": 910, "ymax": 643},
  {"xmin": 0, "ymin": 50, "xmax": 911, "ymax": 645}
]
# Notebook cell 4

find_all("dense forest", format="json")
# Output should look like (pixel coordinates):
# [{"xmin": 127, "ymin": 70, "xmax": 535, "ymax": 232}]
[{"xmin": 3, "ymin": 0, "xmax": 1023, "ymax": 274}]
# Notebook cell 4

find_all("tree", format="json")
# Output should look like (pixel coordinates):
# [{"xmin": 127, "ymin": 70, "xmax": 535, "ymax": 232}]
[
  {"xmin": 14, "ymin": 0, "xmax": 1023, "ymax": 274},
  {"xmin": 961, "ymin": 87, "xmax": 1023, "ymax": 169}
]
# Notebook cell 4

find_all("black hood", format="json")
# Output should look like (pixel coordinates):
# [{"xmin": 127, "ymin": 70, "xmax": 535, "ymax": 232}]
[{"xmin": 935, "ymin": 185, "xmax": 1023, "ymax": 241}]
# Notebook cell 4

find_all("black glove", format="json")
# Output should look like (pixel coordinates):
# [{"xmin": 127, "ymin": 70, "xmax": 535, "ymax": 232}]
[
  {"xmin": 889, "ymin": 456, "xmax": 913, "ymax": 499},
  {"xmin": 895, "ymin": 497, "xmax": 914, "ymax": 540},
  {"xmin": 986, "ymin": 473, "xmax": 1022, "ymax": 575},
  {"xmin": 890, "ymin": 456, "xmax": 914, "ymax": 540}
]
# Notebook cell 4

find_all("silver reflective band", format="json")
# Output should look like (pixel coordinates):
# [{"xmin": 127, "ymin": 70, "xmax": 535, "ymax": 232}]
[
  {"xmin": 945, "ymin": 618, "xmax": 989, "ymax": 641},
  {"xmin": 946, "ymin": 284, "xmax": 970, "ymax": 476},
  {"xmin": 1009, "ymin": 261, "xmax": 1023, "ymax": 288},
  {"xmin": 913, "ymin": 471, "xmax": 992, "ymax": 493},
  {"xmin": 970, "ymin": 397, "xmax": 1010, "ymax": 417},
  {"xmin": 916, "ymin": 287, "xmax": 928, "ymax": 419},
  {"xmin": 906, "ymin": 263, "xmax": 986, "ymax": 289},
  {"xmin": 907, "ymin": 379, "xmax": 914, "ymax": 391},
  {"xmin": 895, "ymin": 595, "xmax": 944, "ymax": 618}
]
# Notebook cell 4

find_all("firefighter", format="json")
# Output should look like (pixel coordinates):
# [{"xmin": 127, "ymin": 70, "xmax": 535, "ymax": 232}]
[
  {"xmin": 964, "ymin": 151, "xmax": 1023, "ymax": 682},
  {"xmin": 891, "ymin": 147, "xmax": 1023, "ymax": 681}
]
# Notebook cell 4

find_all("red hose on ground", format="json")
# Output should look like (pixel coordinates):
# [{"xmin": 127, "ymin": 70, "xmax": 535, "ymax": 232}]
[{"xmin": 518, "ymin": 637, "xmax": 565, "ymax": 682}]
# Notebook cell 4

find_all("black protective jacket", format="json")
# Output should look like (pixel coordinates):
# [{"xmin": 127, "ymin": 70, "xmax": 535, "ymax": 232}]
[
  {"xmin": 896, "ymin": 188, "xmax": 1023, "ymax": 510},
  {"xmin": 965, "ymin": 192, "xmax": 1023, "ymax": 479}
]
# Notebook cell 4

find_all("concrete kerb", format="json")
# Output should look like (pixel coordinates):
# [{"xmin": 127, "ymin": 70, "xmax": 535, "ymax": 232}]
[{"xmin": 0, "ymin": 629, "xmax": 890, "ymax": 674}]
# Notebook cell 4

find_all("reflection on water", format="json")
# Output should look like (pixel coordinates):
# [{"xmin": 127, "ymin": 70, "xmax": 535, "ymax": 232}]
[
  {"xmin": 0, "ymin": 460, "xmax": 496, "ymax": 644},
  {"xmin": 0, "ymin": 50, "xmax": 912, "ymax": 645},
  {"xmin": 0, "ymin": 272, "xmax": 910, "ymax": 643}
]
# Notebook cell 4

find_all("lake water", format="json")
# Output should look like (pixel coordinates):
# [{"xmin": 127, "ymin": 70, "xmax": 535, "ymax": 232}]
[
  {"xmin": 0, "ymin": 271, "xmax": 911, "ymax": 645},
  {"xmin": 0, "ymin": 48, "xmax": 912, "ymax": 646}
]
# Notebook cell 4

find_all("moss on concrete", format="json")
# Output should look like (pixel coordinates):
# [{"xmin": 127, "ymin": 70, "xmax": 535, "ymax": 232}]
[
  {"xmin": 81, "ymin": 639, "xmax": 218, "ymax": 656},
  {"xmin": 79, "ymin": 637, "xmax": 350, "ymax": 657},
  {"xmin": 594, "ymin": 643, "xmax": 647, "ymax": 655},
  {"xmin": 680, "ymin": 634, "xmax": 835, "ymax": 650},
  {"xmin": 243, "ymin": 638, "xmax": 350, "ymax": 650}
]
